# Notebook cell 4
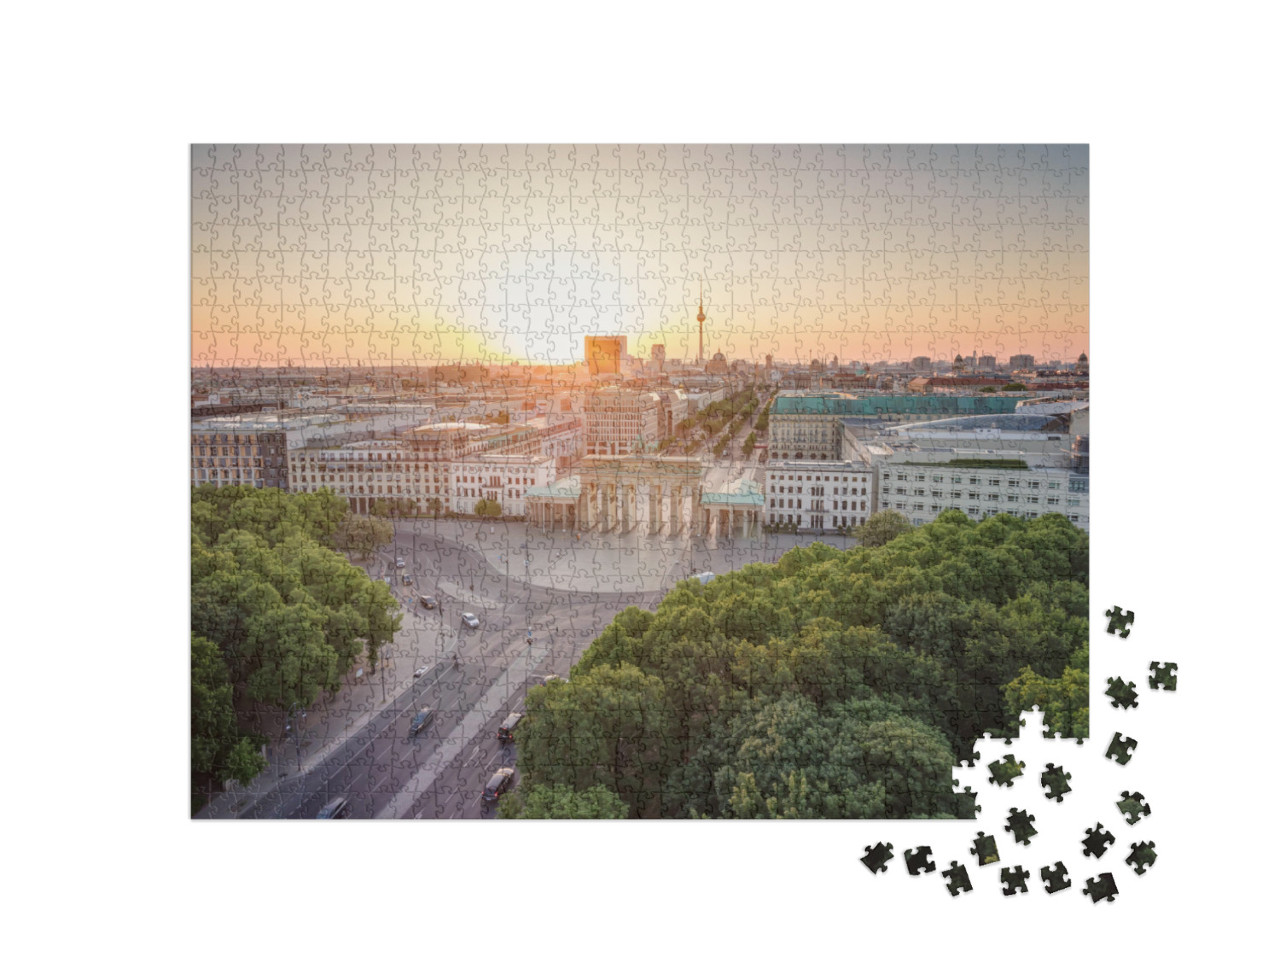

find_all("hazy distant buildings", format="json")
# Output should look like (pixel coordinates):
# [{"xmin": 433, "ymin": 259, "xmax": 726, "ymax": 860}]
[
  {"xmin": 583, "ymin": 387, "xmax": 664, "ymax": 456},
  {"xmin": 1010, "ymin": 353, "xmax": 1035, "ymax": 370},
  {"xmin": 585, "ymin": 336, "xmax": 626, "ymax": 376},
  {"xmin": 911, "ymin": 356, "xmax": 932, "ymax": 374}
]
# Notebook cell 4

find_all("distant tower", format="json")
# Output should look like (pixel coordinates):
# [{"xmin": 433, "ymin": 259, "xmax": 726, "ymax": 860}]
[{"xmin": 697, "ymin": 279, "xmax": 706, "ymax": 365}]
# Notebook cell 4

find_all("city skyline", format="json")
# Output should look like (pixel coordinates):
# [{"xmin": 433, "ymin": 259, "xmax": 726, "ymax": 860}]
[{"xmin": 192, "ymin": 144, "xmax": 1088, "ymax": 368}]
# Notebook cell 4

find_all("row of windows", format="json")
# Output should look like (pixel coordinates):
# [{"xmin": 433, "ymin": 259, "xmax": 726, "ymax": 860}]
[{"xmin": 888, "ymin": 471, "xmax": 1049, "ymax": 489}]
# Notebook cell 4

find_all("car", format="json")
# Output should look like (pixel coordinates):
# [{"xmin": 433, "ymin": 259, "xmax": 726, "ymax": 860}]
[
  {"xmin": 461, "ymin": 612, "xmax": 480, "ymax": 629},
  {"xmin": 409, "ymin": 709, "xmax": 434, "ymax": 736},
  {"xmin": 413, "ymin": 666, "xmax": 429, "ymax": 678},
  {"xmin": 540, "ymin": 674, "xmax": 561, "ymax": 686},
  {"xmin": 419, "ymin": 595, "xmax": 437, "ymax": 609},
  {"xmin": 497, "ymin": 712, "xmax": 523, "ymax": 743},
  {"xmin": 316, "ymin": 796, "xmax": 349, "ymax": 819},
  {"xmin": 400, "ymin": 574, "xmax": 412, "ymax": 585},
  {"xmin": 395, "ymin": 558, "xmax": 405, "ymax": 568},
  {"xmin": 481, "ymin": 767, "xmax": 515, "ymax": 802}
]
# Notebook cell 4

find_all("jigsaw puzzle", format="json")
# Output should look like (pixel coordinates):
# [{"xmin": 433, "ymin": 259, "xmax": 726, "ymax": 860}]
[{"xmin": 190, "ymin": 144, "xmax": 1089, "ymax": 822}]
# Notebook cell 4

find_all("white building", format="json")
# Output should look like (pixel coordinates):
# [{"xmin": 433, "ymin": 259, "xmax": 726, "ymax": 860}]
[
  {"xmin": 764, "ymin": 460, "xmax": 873, "ymax": 532},
  {"xmin": 450, "ymin": 454, "xmax": 555, "ymax": 517},
  {"xmin": 287, "ymin": 440, "xmax": 451, "ymax": 516},
  {"xmin": 847, "ymin": 410, "xmax": 1090, "ymax": 531},
  {"xmin": 874, "ymin": 462, "xmax": 1089, "ymax": 531}
]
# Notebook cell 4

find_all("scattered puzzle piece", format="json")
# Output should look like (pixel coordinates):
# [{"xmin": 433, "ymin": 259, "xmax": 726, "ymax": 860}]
[
  {"xmin": 861, "ymin": 842, "xmax": 893, "ymax": 874},
  {"xmin": 1149, "ymin": 662, "xmax": 1178, "ymax": 691},
  {"xmin": 904, "ymin": 847, "xmax": 936, "ymax": 876},
  {"xmin": 1001, "ymin": 865, "xmax": 1030, "ymax": 895},
  {"xmin": 1106, "ymin": 733, "xmax": 1138, "ymax": 765},
  {"xmin": 1105, "ymin": 606, "xmax": 1134, "ymax": 637},
  {"xmin": 988, "ymin": 753, "xmax": 1025, "ymax": 788},
  {"xmin": 1083, "ymin": 872, "xmax": 1119, "ymax": 903},
  {"xmin": 970, "ymin": 831, "xmax": 1000, "ymax": 866},
  {"xmin": 1041, "ymin": 763, "xmax": 1073, "ymax": 802},
  {"xmin": 1117, "ymin": 791, "xmax": 1151, "ymax": 825},
  {"xmin": 1041, "ymin": 861, "xmax": 1072, "ymax": 894},
  {"xmin": 1005, "ymin": 807, "xmax": 1038, "ymax": 845},
  {"xmin": 1105, "ymin": 676, "xmax": 1138, "ymax": 709},
  {"xmin": 943, "ymin": 861, "xmax": 973, "ymax": 897},
  {"xmin": 1126, "ymin": 841, "xmax": 1157, "ymax": 876},
  {"xmin": 1082, "ymin": 822, "xmax": 1116, "ymax": 859}
]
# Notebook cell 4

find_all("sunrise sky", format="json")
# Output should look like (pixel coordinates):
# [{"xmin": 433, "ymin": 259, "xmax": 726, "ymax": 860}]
[{"xmin": 192, "ymin": 144, "xmax": 1088, "ymax": 368}]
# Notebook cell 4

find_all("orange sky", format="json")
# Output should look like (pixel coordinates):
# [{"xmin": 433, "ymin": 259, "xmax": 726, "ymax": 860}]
[{"xmin": 193, "ymin": 144, "xmax": 1087, "ymax": 367}]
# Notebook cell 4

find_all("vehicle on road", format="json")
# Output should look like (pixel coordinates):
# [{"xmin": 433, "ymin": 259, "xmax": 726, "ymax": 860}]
[
  {"xmin": 497, "ymin": 712, "xmax": 523, "ymax": 742},
  {"xmin": 409, "ymin": 709, "xmax": 434, "ymax": 736},
  {"xmin": 540, "ymin": 674, "xmax": 561, "ymax": 686},
  {"xmin": 413, "ymin": 665, "xmax": 429, "ymax": 678},
  {"xmin": 482, "ymin": 768, "xmax": 515, "ymax": 802},
  {"xmin": 401, "ymin": 574, "xmax": 412, "ymax": 585},
  {"xmin": 461, "ymin": 612, "xmax": 480, "ymax": 629},
  {"xmin": 419, "ymin": 595, "xmax": 437, "ymax": 609},
  {"xmin": 396, "ymin": 557, "xmax": 405, "ymax": 568},
  {"xmin": 316, "ymin": 796, "xmax": 349, "ymax": 819}
]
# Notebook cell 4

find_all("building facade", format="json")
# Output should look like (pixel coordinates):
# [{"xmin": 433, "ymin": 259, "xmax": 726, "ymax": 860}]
[
  {"xmin": 191, "ymin": 428, "xmax": 289, "ymax": 489},
  {"xmin": 583, "ymin": 387, "xmax": 663, "ymax": 456},
  {"xmin": 875, "ymin": 462, "xmax": 1089, "ymax": 531},
  {"xmin": 765, "ymin": 460, "xmax": 873, "ymax": 531}
]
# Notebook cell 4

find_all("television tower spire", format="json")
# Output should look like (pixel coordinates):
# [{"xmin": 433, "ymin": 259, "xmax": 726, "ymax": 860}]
[{"xmin": 697, "ymin": 277, "xmax": 706, "ymax": 365}]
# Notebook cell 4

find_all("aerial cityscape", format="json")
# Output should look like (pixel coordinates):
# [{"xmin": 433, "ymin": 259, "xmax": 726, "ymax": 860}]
[{"xmin": 192, "ymin": 145, "xmax": 1089, "ymax": 819}]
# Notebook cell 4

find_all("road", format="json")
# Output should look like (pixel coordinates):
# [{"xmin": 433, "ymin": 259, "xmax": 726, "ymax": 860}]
[{"xmin": 240, "ymin": 522, "xmax": 661, "ymax": 818}]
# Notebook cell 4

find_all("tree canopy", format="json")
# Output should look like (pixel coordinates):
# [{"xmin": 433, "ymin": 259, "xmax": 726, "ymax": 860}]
[
  {"xmin": 510, "ymin": 510, "xmax": 1088, "ymax": 818},
  {"xmin": 191, "ymin": 486, "xmax": 402, "ymax": 795}
]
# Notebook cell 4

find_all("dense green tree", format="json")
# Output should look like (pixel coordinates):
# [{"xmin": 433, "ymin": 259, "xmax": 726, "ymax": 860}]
[
  {"xmin": 333, "ymin": 513, "xmax": 394, "ymax": 560},
  {"xmin": 192, "ymin": 633, "xmax": 266, "ymax": 792},
  {"xmin": 498, "ymin": 783, "xmax": 628, "ymax": 818},
  {"xmin": 857, "ymin": 509, "xmax": 914, "ymax": 548},
  {"xmin": 513, "ymin": 510, "xmax": 1087, "ymax": 817},
  {"xmin": 474, "ymin": 498, "xmax": 502, "ymax": 518},
  {"xmin": 192, "ymin": 487, "xmax": 402, "ymax": 803}
]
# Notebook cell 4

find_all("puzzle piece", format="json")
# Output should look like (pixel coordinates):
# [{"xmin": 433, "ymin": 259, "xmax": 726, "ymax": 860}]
[
  {"xmin": 1005, "ymin": 807, "xmax": 1038, "ymax": 845},
  {"xmin": 1105, "ymin": 606, "xmax": 1134, "ymax": 637},
  {"xmin": 1041, "ymin": 861, "xmax": 1072, "ymax": 894},
  {"xmin": 1106, "ymin": 733, "xmax": 1138, "ymax": 765},
  {"xmin": 1082, "ymin": 822, "xmax": 1116, "ymax": 859},
  {"xmin": 1083, "ymin": 873, "xmax": 1119, "ymax": 903},
  {"xmin": 1126, "ymin": 841, "xmax": 1158, "ymax": 876},
  {"xmin": 1149, "ymin": 661, "xmax": 1178, "ymax": 691},
  {"xmin": 1105, "ymin": 676, "xmax": 1138, "ymax": 709},
  {"xmin": 1001, "ymin": 865, "xmax": 1030, "ymax": 895},
  {"xmin": 943, "ymin": 861, "xmax": 973, "ymax": 897},
  {"xmin": 904, "ymin": 846, "xmax": 936, "ymax": 876},
  {"xmin": 970, "ymin": 831, "xmax": 1000, "ymax": 866},
  {"xmin": 1041, "ymin": 763, "xmax": 1073, "ymax": 802},
  {"xmin": 861, "ymin": 842, "xmax": 893, "ymax": 874},
  {"xmin": 988, "ymin": 753, "xmax": 1026, "ymax": 788},
  {"xmin": 1117, "ymin": 791, "xmax": 1151, "ymax": 825}
]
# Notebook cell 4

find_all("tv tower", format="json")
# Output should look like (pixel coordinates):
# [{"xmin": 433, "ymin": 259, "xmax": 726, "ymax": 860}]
[{"xmin": 697, "ymin": 278, "xmax": 706, "ymax": 365}]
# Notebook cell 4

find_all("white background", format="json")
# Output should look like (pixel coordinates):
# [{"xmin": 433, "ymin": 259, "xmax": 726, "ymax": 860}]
[{"xmin": 5, "ymin": 1, "xmax": 1275, "ymax": 959}]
